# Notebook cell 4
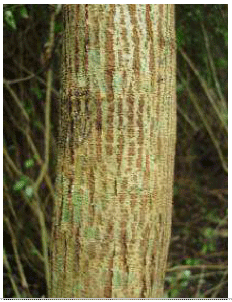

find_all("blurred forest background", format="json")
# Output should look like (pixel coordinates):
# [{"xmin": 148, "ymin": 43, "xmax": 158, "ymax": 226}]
[{"xmin": 3, "ymin": 4, "xmax": 228, "ymax": 298}]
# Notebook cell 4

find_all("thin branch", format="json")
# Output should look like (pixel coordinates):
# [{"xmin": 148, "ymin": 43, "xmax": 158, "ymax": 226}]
[
  {"xmin": 33, "ymin": 6, "xmax": 56, "ymax": 199},
  {"xmin": 179, "ymin": 73, "xmax": 228, "ymax": 173},
  {"xmin": 167, "ymin": 264, "xmax": 227, "ymax": 272},
  {"xmin": 179, "ymin": 47, "xmax": 227, "ymax": 133},
  {"xmin": 33, "ymin": 6, "xmax": 57, "ymax": 289},
  {"xmin": 4, "ymin": 74, "xmax": 35, "ymax": 85},
  {"xmin": 195, "ymin": 267, "xmax": 205, "ymax": 298},
  {"xmin": 177, "ymin": 104, "xmax": 200, "ymax": 132},
  {"xmin": 25, "ymin": 237, "xmax": 44, "ymax": 263},
  {"xmin": 3, "ymin": 182, "xmax": 18, "ymax": 223},
  {"xmin": 201, "ymin": 22, "xmax": 227, "ymax": 109},
  {"xmin": 26, "ymin": 132, "xmax": 55, "ymax": 200},
  {"xmin": 4, "ymin": 99, "xmax": 55, "ymax": 201},
  {"xmin": 3, "ymin": 79, "xmax": 29, "ymax": 122},
  {"xmin": 3, "ymin": 146, "xmax": 23, "ymax": 177},
  {"xmin": 211, "ymin": 269, "xmax": 228, "ymax": 298},
  {"xmin": 4, "ymin": 216, "xmax": 31, "ymax": 295},
  {"xmin": 13, "ymin": 60, "xmax": 60, "ymax": 98},
  {"xmin": 3, "ymin": 248, "xmax": 21, "ymax": 298}
]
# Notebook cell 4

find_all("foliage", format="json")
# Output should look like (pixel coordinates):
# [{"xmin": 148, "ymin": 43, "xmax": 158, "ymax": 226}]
[{"xmin": 3, "ymin": 4, "xmax": 227, "ymax": 298}]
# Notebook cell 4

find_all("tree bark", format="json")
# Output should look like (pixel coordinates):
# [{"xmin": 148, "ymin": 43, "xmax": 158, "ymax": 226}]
[{"xmin": 50, "ymin": 4, "xmax": 176, "ymax": 298}]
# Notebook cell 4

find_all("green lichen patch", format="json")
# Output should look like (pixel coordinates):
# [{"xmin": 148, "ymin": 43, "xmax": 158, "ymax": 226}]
[
  {"xmin": 74, "ymin": 282, "xmax": 83, "ymax": 291},
  {"xmin": 84, "ymin": 227, "xmax": 99, "ymax": 239},
  {"xmin": 113, "ymin": 267, "xmax": 122, "ymax": 288},
  {"xmin": 73, "ymin": 192, "xmax": 82, "ymax": 224}
]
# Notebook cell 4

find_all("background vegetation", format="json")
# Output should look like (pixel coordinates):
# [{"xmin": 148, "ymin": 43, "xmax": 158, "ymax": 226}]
[{"xmin": 3, "ymin": 4, "xmax": 228, "ymax": 298}]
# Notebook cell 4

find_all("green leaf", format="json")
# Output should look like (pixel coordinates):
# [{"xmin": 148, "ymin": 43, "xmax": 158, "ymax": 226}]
[
  {"xmin": 185, "ymin": 258, "xmax": 201, "ymax": 265},
  {"xmin": 20, "ymin": 6, "xmax": 29, "ymax": 19},
  {"xmin": 180, "ymin": 280, "xmax": 189, "ymax": 287},
  {"xmin": 203, "ymin": 227, "xmax": 215, "ymax": 238},
  {"xmin": 31, "ymin": 86, "xmax": 43, "ymax": 100},
  {"xmin": 34, "ymin": 154, "xmax": 39, "ymax": 161},
  {"xmin": 24, "ymin": 158, "xmax": 34, "ymax": 169},
  {"xmin": 206, "ymin": 211, "xmax": 220, "ymax": 223},
  {"xmin": 13, "ymin": 179, "xmax": 26, "ymax": 191},
  {"xmin": 208, "ymin": 242, "xmax": 216, "ymax": 252},
  {"xmin": 181, "ymin": 269, "xmax": 191, "ymax": 279},
  {"xmin": 31, "ymin": 247, "xmax": 39, "ymax": 256},
  {"xmin": 4, "ymin": 10, "xmax": 16, "ymax": 30},
  {"xmin": 25, "ymin": 186, "xmax": 33, "ymax": 198},
  {"xmin": 202, "ymin": 244, "xmax": 208, "ymax": 254}
]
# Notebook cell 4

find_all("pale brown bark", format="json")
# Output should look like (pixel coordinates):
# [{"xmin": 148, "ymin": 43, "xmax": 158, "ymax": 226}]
[{"xmin": 50, "ymin": 4, "xmax": 176, "ymax": 298}]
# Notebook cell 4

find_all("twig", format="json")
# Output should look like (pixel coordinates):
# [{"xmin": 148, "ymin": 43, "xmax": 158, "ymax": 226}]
[
  {"xmin": 195, "ymin": 267, "xmax": 205, "ymax": 298},
  {"xmin": 3, "ymin": 248, "xmax": 21, "ymax": 298},
  {"xmin": 3, "ymin": 74, "xmax": 35, "ymax": 85},
  {"xmin": 211, "ymin": 269, "xmax": 228, "ymax": 298},
  {"xmin": 167, "ymin": 264, "xmax": 227, "ymax": 272},
  {"xmin": 179, "ymin": 47, "xmax": 227, "ymax": 133},
  {"xmin": 3, "ymin": 79, "xmax": 29, "ymax": 122},
  {"xmin": 25, "ymin": 237, "xmax": 44, "ymax": 263},
  {"xmin": 37, "ymin": 201, "xmax": 50, "ymax": 291},
  {"xmin": 33, "ymin": 5, "xmax": 56, "ymax": 199},
  {"xmin": 178, "ymin": 73, "xmax": 228, "ymax": 173},
  {"xmin": 4, "ymin": 216, "xmax": 31, "ymax": 295},
  {"xmin": 3, "ymin": 182, "xmax": 18, "ymax": 223},
  {"xmin": 177, "ymin": 104, "xmax": 200, "ymax": 132},
  {"xmin": 3, "ymin": 146, "xmax": 23, "ymax": 177},
  {"xmin": 201, "ymin": 22, "xmax": 227, "ymax": 110},
  {"xmin": 33, "ymin": 5, "xmax": 58, "ymax": 290},
  {"xmin": 26, "ymin": 132, "xmax": 55, "ymax": 201},
  {"xmin": 4, "ymin": 93, "xmax": 55, "ymax": 201},
  {"xmin": 13, "ymin": 60, "xmax": 60, "ymax": 98}
]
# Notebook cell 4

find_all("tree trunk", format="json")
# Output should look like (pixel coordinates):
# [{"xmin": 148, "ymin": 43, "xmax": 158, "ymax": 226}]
[{"xmin": 50, "ymin": 4, "xmax": 176, "ymax": 298}]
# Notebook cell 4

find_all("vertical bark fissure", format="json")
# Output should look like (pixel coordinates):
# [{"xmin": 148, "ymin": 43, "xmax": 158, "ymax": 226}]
[{"xmin": 51, "ymin": 4, "xmax": 176, "ymax": 298}]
